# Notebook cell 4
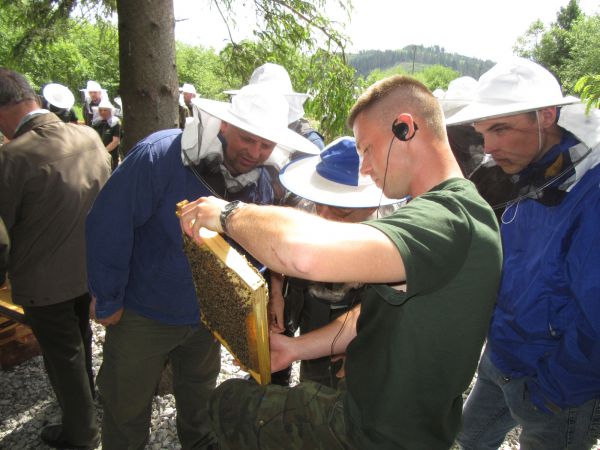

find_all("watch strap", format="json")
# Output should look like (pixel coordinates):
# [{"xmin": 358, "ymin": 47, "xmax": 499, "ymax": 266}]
[{"xmin": 220, "ymin": 200, "xmax": 245, "ymax": 234}]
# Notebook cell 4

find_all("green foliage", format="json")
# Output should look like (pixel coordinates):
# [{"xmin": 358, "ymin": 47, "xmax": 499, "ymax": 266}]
[
  {"xmin": 0, "ymin": 0, "xmax": 115, "ymax": 59},
  {"xmin": 0, "ymin": 2, "xmax": 119, "ymax": 100},
  {"xmin": 413, "ymin": 65, "xmax": 460, "ymax": 92},
  {"xmin": 514, "ymin": 1, "xmax": 600, "ymax": 112},
  {"xmin": 218, "ymin": 38, "xmax": 358, "ymax": 141},
  {"xmin": 513, "ymin": 19, "xmax": 545, "ymax": 59},
  {"xmin": 363, "ymin": 67, "xmax": 404, "ymax": 87},
  {"xmin": 176, "ymin": 42, "xmax": 231, "ymax": 100},
  {"xmin": 514, "ymin": 0, "xmax": 589, "ymax": 90},
  {"xmin": 556, "ymin": 0, "xmax": 582, "ymax": 30},
  {"xmin": 305, "ymin": 50, "xmax": 360, "ymax": 141},
  {"xmin": 225, "ymin": 0, "xmax": 352, "ymax": 52},
  {"xmin": 216, "ymin": 0, "xmax": 355, "ymax": 141},
  {"xmin": 349, "ymin": 46, "xmax": 494, "ymax": 79},
  {"xmin": 562, "ymin": 14, "xmax": 600, "ymax": 92},
  {"xmin": 545, "ymin": 0, "xmax": 583, "ymax": 73},
  {"xmin": 361, "ymin": 64, "xmax": 458, "ymax": 95},
  {"xmin": 515, "ymin": 5, "xmax": 600, "ymax": 98},
  {"xmin": 574, "ymin": 74, "xmax": 600, "ymax": 113},
  {"xmin": 571, "ymin": 15, "xmax": 600, "ymax": 111},
  {"xmin": 218, "ymin": 39, "xmax": 288, "ymax": 92}
]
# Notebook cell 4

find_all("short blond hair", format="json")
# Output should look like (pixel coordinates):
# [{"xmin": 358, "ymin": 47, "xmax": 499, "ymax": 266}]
[{"xmin": 347, "ymin": 75, "xmax": 446, "ymax": 139}]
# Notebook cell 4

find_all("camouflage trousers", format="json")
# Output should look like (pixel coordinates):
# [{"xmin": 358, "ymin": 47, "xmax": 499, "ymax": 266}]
[{"xmin": 208, "ymin": 378, "xmax": 357, "ymax": 449}]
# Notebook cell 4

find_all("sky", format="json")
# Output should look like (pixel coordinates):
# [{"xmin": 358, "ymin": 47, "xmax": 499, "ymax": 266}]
[{"xmin": 173, "ymin": 0, "xmax": 600, "ymax": 62}]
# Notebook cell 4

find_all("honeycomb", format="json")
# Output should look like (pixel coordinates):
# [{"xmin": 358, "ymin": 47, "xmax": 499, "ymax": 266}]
[{"xmin": 177, "ymin": 201, "xmax": 270, "ymax": 384}]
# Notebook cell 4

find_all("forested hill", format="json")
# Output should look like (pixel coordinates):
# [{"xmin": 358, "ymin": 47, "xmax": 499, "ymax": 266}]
[{"xmin": 348, "ymin": 45, "xmax": 496, "ymax": 79}]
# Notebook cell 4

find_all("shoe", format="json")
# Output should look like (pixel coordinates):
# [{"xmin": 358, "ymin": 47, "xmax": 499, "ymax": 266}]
[{"xmin": 40, "ymin": 424, "xmax": 100, "ymax": 449}]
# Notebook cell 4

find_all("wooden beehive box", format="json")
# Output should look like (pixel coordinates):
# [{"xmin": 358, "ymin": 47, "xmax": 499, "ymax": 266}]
[
  {"xmin": 0, "ymin": 287, "xmax": 41, "ymax": 370},
  {"xmin": 177, "ymin": 201, "xmax": 271, "ymax": 385}
]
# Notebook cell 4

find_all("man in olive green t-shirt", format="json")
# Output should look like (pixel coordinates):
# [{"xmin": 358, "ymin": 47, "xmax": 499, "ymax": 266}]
[{"xmin": 180, "ymin": 76, "xmax": 502, "ymax": 449}]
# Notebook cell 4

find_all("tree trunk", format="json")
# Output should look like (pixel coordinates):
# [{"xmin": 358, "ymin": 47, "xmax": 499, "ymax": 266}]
[{"xmin": 116, "ymin": 0, "xmax": 179, "ymax": 154}]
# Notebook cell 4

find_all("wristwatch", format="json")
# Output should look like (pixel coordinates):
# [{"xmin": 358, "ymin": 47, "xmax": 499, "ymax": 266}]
[{"xmin": 220, "ymin": 200, "xmax": 245, "ymax": 234}]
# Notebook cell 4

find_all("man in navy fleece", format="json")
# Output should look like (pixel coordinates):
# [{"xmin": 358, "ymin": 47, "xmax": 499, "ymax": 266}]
[{"xmin": 86, "ymin": 85, "xmax": 318, "ymax": 450}]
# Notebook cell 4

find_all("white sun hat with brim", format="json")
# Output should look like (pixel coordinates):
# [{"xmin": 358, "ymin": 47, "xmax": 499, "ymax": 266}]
[
  {"xmin": 446, "ymin": 57, "xmax": 580, "ymax": 126},
  {"xmin": 79, "ymin": 80, "xmax": 102, "ymax": 92},
  {"xmin": 92, "ymin": 98, "xmax": 116, "ymax": 111},
  {"xmin": 179, "ymin": 83, "xmax": 197, "ymax": 94},
  {"xmin": 224, "ymin": 63, "xmax": 310, "ymax": 124},
  {"xmin": 42, "ymin": 83, "xmax": 75, "ymax": 110},
  {"xmin": 438, "ymin": 76, "xmax": 478, "ymax": 117},
  {"xmin": 194, "ymin": 84, "xmax": 320, "ymax": 155},
  {"xmin": 279, "ymin": 136, "xmax": 403, "ymax": 208}
]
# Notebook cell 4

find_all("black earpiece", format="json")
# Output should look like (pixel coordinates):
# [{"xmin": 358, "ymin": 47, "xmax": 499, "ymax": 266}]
[
  {"xmin": 392, "ymin": 120, "xmax": 418, "ymax": 141},
  {"xmin": 392, "ymin": 120, "xmax": 409, "ymax": 141}
]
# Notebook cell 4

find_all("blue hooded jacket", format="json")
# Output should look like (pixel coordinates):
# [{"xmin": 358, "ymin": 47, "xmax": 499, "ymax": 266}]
[{"xmin": 488, "ymin": 105, "xmax": 600, "ymax": 410}]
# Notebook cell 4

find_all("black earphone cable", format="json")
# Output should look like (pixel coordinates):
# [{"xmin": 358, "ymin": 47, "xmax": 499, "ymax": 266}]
[{"xmin": 376, "ymin": 135, "xmax": 396, "ymax": 218}]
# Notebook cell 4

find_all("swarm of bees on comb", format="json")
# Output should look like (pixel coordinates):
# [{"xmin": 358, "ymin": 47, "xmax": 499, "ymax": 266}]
[{"xmin": 177, "ymin": 201, "xmax": 271, "ymax": 385}]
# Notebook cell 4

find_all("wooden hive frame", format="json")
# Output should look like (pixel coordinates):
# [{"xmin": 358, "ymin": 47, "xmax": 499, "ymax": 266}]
[{"xmin": 176, "ymin": 201, "xmax": 271, "ymax": 385}]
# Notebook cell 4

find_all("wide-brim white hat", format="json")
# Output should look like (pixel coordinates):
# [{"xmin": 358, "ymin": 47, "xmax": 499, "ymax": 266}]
[
  {"xmin": 279, "ymin": 136, "xmax": 402, "ymax": 207},
  {"xmin": 438, "ymin": 76, "xmax": 478, "ymax": 117},
  {"xmin": 224, "ymin": 63, "xmax": 309, "ymax": 99},
  {"xmin": 224, "ymin": 63, "xmax": 309, "ymax": 124},
  {"xmin": 80, "ymin": 80, "xmax": 102, "ymax": 92},
  {"xmin": 193, "ymin": 84, "xmax": 319, "ymax": 155},
  {"xmin": 180, "ymin": 83, "xmax": 197, "ymax": 94},
  {"xmin": 42, "ymin": 83, "xmax": 75, "ymax": 109},
  {"xmin": 446, "ymin": 57, "xmax": 579, "ymax": 126}
]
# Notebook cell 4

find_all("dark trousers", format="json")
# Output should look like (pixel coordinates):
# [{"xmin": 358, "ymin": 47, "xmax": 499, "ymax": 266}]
[
  {"xmin": 457, "ymin": 349, "xmax": 600, "ymax": 450},
  {"xmin": 98, "ymin": 309, "xmax": 221, "ymax": 450},
  {"xmin": 23, "ymin": 293, "xmax": 99, "ymax": 444},
  {"xmin": 110, "ymin": 149, "xmax": 119, "ymax": 171}
]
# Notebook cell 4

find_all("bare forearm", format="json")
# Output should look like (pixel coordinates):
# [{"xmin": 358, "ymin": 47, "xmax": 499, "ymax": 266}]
[
  {"xmin": 291, "ymin": 304, "xmax": 360, "ymax": 360},
  {"xmin": 106, "ymin": 137, "xmax": 120, "ymax": 153},
  {"xmin": 227, "ymin": 204, "xmax": 405, "ymax": 283},
  {"xmin": 227, "ymin": 204, "xmax": 321, "ymax": 277},
  {"xmin": 179, "ymin": 196, "xmax": 406, "ymax": 284}
]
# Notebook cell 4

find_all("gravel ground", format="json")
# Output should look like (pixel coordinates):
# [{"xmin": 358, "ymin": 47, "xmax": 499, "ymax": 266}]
[
  {"xmin": 0, "ymin": 322, "xmax": 292, "ymax": 450},
  {"xmin": 0, "ymin": 322, "xmax": 592, "ymax": 449}
]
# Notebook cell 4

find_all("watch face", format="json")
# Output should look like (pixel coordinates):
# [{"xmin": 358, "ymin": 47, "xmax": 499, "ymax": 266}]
[{"xmin": 221, "ymin": 201, "xmax": 243, "ymax": 233}]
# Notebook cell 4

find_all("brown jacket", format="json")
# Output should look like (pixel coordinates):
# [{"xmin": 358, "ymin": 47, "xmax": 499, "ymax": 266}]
[{"xmin": 0, "ymin": 112, "xmax": 111, "ymax": 306}]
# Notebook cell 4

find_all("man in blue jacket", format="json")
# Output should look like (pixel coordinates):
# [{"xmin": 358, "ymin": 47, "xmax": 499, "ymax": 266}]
[
  {"xmin": 86, "ymin": 85, "xmax": 318, "ymax": 450},
  {"xmin": 447, "ymin": 57, "xmax": 600, "ymax": 449}
]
